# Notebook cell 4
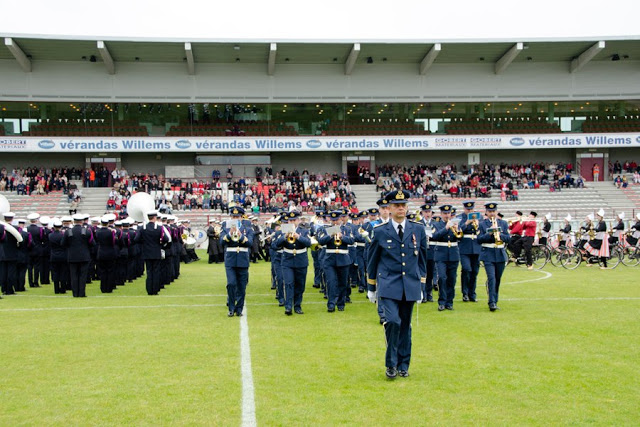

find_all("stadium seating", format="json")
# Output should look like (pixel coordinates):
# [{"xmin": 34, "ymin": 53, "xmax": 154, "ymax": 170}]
[
  {"xmin": 445, "ymin": 117, "xmax": 560, "ymax": 134},
  {"xmin": 23, "ymin": 121, "xmax": 148, "ymax": 137},
  {"xmin": 581, "ymin": 116, "xmax": 640, "ymax": 133},
  {"xmin": 323, "ymin": 122, "xmax": 430, "ymax": 136},
  {"xmin": 167, "ymin": 120, "xmax": 298, "ymax": 136}
]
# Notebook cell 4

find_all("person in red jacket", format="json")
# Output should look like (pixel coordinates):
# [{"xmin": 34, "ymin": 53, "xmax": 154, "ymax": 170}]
[
  {"xmin": 508, "ymin": 211, "xmax": 524, "ymax": 261},
  {"xmin": 521, "ymin": 212, "xmax": 538, "ymax": 269}
]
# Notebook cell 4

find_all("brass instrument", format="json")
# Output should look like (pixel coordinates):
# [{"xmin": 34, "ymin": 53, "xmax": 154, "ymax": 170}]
[
  {"xmin": 358, "ymin": 226, "xmax": 371, "ymax": 244},
  {"xmin": 491, "ymin": 217, "xmax": 503, "ymax": 245},
  {"xmin": 287, "ymin": 232, "xmax": 297, "ymax": 244},
  {"xmin": 310, "ymin": 236, "xmax": 319, "ymax": 250},
  {"xmin": 588, "ymin": 226, "xmax": 595, "ymax": 240},
  {"xmin": 449, "ymin": 221, "xmax": 464, "ymax": 238},
  {"xmin": 230, "ymin": 227, "xmax": 241, "ymax": 242},
  {"xmin": 334, "ymin": 232, "xmax": 342, "ymax": 247},
  {"xmin": 506, "ymin": 217, "xmax": 522, "ymax": 226},
  {"xmin": 181, "ymin": 232, "xmax": 189, "ymax": 240},
  {"xmin": 413, "ymin": 208, "xmax": 423, "ymax": 223}
]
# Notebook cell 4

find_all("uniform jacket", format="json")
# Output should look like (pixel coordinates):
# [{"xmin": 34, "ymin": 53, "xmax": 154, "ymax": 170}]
[
  {"xmin": 61, "ymin": 224, "xmax": 94, "ymax": 262},
  {"xmin": 458, "ymin": 214, "xmax": 481, "ymax": 255},
  {"xmin": 431, "ymin": 220, "xmax": 462, "ymax": 262},
  {"xmin": 135, "ymin": 222, "xmax": 170, "ymax": 260},
  {"xmin": 26, "ymin": 223, "xmax": 44, "ymax": 257},
  {"xmin": 317, "ymin": 224, "xmax": 355, "ymax": 267},
  {"xmin": 477, "ymin": 218, "xmax": 511, "ymax": 263},
  {"xmin": 96, "ymin": 227, "xmax": 119, "ymax": 261},
  {"xmin": 275, "ymin": 226, "xmax": 311, "ymax": 268},
  {"xmin": 366, "ymin": 220, "xmax": 427, "ymax": 301},
  {"xmin": 220, "ymin": 225, "xmax": 254, "ymax": 268},
  {"xmin": 48, "ymin": 230, "xmax": 67, "ymax": 263}
]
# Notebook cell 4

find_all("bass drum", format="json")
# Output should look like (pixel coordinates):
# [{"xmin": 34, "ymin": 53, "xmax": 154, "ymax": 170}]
[{"xmin": 185, "ymin": 237, "xmax": 197, "ymax": 249}]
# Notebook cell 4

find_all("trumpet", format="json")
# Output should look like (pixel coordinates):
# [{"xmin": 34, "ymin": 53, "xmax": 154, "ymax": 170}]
[
  {"xmin": 507, "ymin": 217, "xmax": 522, "ymax": 226},
  {"xmin": 449, "ymin": 221, "xmax": 464, "ymax": 238},
  {"xmin": 286, "ymin": 232, "xmax": 297, "ymax": 244},
  {"xmin": 334, "ymin": 232, "xmax": 342, "ymax": 247},
  {"xmin": 491, "ymin": 217, "xmax": 503, "ymax": 245},
  {"xmin": 358, "ymin": 227, "xmax": 371, "ymax": 244},
  {"xmin": 413, "ymin": 208, "xmax": 423, "ymax": 223}
]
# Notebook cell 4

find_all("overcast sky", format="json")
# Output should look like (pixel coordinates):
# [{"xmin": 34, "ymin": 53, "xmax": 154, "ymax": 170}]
[{"xmin": 2, "ymin": 0, "xmax": 639, "ymax": 41}]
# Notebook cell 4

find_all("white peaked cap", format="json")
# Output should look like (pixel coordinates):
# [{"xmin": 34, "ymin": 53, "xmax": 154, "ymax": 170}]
[{"xmin": 27, "ymin": 213, "xmax": 40, "ymax": 220}]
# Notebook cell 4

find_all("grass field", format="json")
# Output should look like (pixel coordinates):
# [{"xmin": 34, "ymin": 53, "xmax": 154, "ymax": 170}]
[{"xmin": 1, "ymin": 251, "xmax": 639, "ymax": 425}]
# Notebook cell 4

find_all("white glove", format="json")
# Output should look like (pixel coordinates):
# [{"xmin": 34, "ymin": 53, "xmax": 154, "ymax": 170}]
[
  {"xmin": 367, "ymin": 290, "xmax": 377, "ymax": 304},
  {"xmin": 417, "ymin": 292, "xmax": 424, "ymax": 304}
]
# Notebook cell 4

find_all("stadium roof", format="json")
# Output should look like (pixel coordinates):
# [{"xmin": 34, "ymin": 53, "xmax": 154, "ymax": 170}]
[{"xmin": 2, "ymin": 34, "xmax": 640, "ymax": 75}]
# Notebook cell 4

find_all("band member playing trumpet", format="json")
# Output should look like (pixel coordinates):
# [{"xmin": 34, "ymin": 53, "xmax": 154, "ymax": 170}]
[
  {"xmin": 477, "ymin": 202, "xmax": 510, "ymax": 311},
  {"xmin": 458, "ymin": 201, "xmax": 481, "ymax": 302},
  {"xmin": 519, "ymin": 212, "xmax": 538, "ymax": 270},
  {"xmin": 206, "ymin": 219, "xmax": 223, "ymax": 264},
  {"xmin": 275, "ymin": 211, "xmax": 311, "ymax": 315},
  {"xmin": 221, "ymin": 207, "xmax": 254, "ymax": 317},
  {"xmin": 432, "ymin": 204, "xmax": 463, "ymax": 311},
  {"xmin": 317, "ymin": 210, "xmax": 354, "ymax": 312}
]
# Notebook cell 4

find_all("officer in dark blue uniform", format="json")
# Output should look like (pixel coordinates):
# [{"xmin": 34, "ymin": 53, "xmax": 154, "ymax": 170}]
[
  {"xmin": 458, "ymin": 201, "xmax": 481, "ymax": 302},
  {"xmin": 317, "ymin": 210, "xmax": 354, "ymax": 312},
  {"xmin": 477, "ymin": 202, "xmax": 511, "ymax": 311},
  {"xmin": 352, "ymin": 211, "xmax": 368, "ymax": 293},
  {"xmin": 26, "ymin": 213, "xmax": 44, "ymax": 288},
  {"xmin": 135, "ymin": 210, "xmax": 171, "ymax": 295},
  {"xmin": 432, "ymin": 204, "xmax": 462, "ymax": 311},
  {"xmin": 366, "ymin": 190, "xmax": 427, "ymax": 379},
  {"xmin": 220, "ymin": 206, "xmax": 254, "ymax": 317},
  {"xmin": 1, "ymin": 212, "xmax": 22, "ymax": 295},
  {"xmin": 275, "ymin": 211, "xmax": 311, "ymax": 315},
  {"xmin": 270, "ymin": 215, "xmax": 285, "ymax": 306},
  {"xmin": 418, "ymin": 204, "xmax": 436, "ymax": 302}
]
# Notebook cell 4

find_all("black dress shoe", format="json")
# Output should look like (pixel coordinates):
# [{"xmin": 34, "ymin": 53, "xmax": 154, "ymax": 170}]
[
  {"xmin": 271, "ymin": 285, "xmax": 276, "ymax": 290},
  {"xmin": 446, "ymin": 306, "xmax": 454, "ymax": 310},
  {"xmin": 327, "ymin": 307, "xmax": 335, "ymax": 313},
  {"xmin": 469, "ymin": 298, "xmax": 477, "ymax": 302},
  {"xmin": 489, "ymin": 303, "xmax": 498, "ymax": 312},
  {"xmin": 284, "ymin": 309, "xmax": 292, "ymax": 316},
  {"xmin": 358, "ymin": 287, "xmax": 365, "ymax": 293},
  {"xmin": 338, "ymin": 307, "xmax": 345, "ymax": 311},
  {"xmin": 278, "ymin": 302, "xmax": 285, "ymax": 307},
  {"xmin": 438, "ymin": 305, "xmax": 445, "ymax": 311},
  {"xmin": 294, "ymin": 309, "xmax": 304, "ymax": 314},
  {"xmin": 462, "ymin": 295, "xmax": 469, "ymax": 302},
  {"xmin": 228, "ymin": 312, "xmax": 235, "ymax": 317},
  {"xmin": 386, "ymin": 367, "xmax": 398, "ymax": 379},
  {"xmin": 398, "ymin": 370, "xmax": 409, "ymax": 378},
  {"xmin": 235, "ymin": 311, "xmax": 243, "ymax": 317}
]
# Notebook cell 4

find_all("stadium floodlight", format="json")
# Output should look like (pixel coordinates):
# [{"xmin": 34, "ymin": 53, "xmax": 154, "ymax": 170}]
[{"xmin": 4, "ymin": 37, "xmax": 31, "ymax": 72}]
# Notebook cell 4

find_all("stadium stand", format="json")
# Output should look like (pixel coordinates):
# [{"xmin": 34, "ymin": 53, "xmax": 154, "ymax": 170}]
[
  {"xmin": 23, "ymin": 121, "xmax": 148, "ymax": 136},
  {"xmin": 167, "ymin": 120, "xmax": 298, "ymax": 136},
  {"xmin": 445, "ymin": 117, "xmax": 560, "ymax": 134},
  {"xmin": 582, "ymin": 116, "xmax": 640, "ymax": 133},
  {"xmin": 323, "ymin": 121, "xmax": 430, "ymax": 136}
]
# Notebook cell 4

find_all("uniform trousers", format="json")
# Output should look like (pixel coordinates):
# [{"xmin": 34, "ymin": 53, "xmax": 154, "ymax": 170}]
[
  {"xmin": 311, "ymin": 250, "xmax": 322, "ymax": 287},
  {"xmin": 484, "ymin": 260, "xmax": 506, "ymax": 305},
  {"xmin": 356, "ymin": 252, "xmax": 366, "ymax": 290},
  {"xmin": 145, "ymin": 259, "xmax": 162, "ymax": 295},
  {"xmin": 226, "ymin": 267, "xmax": 249, "ymax": 314},
  {"xmin": 423, "ymin": 259, "xmax": 435, "ymax": 300},
  {"xmin": 1, "ymin": 262, "xmax": 17, "ymax": 294},
  {"xmin": 325, "ymin": 265, "xmax": 349, "ymax": 310},
  {"xmin": 50, "ymin": 261, "xmax": 66, "ymax": 294},
  {"xmin": 283, "ymin": 266, "xmax": 307, "ymax": 311},
  {"xmin": 28, "ymin": 255, "xmax": 41, "ymax": 287},
  {"xmin": 17, "ymin": 262, "xmax": 27, "ymax": 291},
  {"xmin": 98, "ymin": 260, "xmax": 116, "ymax": 293},
  {"xmin": 436, "ymin": 260, "xmax": 459, "ymax": 307},
  {"xmin": 41, "ymin": 256, "xmax": 50, "ymax": 284},
  {"xmin": 379, "ymin": 296, "xmax": 415, "ymax": 371},
  {"xmin": 273, "ymin": 260, "xmax": 284, "ymax": 304},
  {"xmin": 69, "ymin": 261, "xmax": 89, "ymax": 297},
  {"xmin": 460, "ymin": 253, "xmax": 480, "ymax": 300}
]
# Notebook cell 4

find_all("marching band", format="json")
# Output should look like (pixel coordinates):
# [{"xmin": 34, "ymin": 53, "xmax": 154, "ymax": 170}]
[{"xmin": 2, "ymin": 191, "xmax": 639, "ymax": 314}]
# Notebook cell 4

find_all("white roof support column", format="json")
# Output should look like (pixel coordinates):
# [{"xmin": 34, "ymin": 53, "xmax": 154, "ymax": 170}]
[
  {"xmin": 419, "ymin": 43, "xmax": 441, "ymax": 75},
  {"xmin": 97, "ymin": 41, "xmax": 115, "ymax": 75},
  {"xmin": 4, "ymin": 37, "xmax": 31, "ymax": 72},
  {"xmin": 570, "ymin": 41, "xmax": 605, "ymax": 73},
  {"xmin": 267, "ymin": 43, "xmax": 277, "ymax": 76},
  {"xmin": 495, "ymin": 42, "xmax": 523, "ymax": 75},
  {"xmin": 185, "ymin": 42, "xmax": 195, "ymax": 75},
  {"xmin": 344, "ymin": 43, "xmax": 361, "ymax": 75}
]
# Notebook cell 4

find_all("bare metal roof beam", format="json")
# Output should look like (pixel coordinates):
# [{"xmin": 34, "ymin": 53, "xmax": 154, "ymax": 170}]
[
  {"xmin": 185, "ymin": 42, "xmax": 195, "ymax": 75},
  {"xmin": 570, "ymin": 41, "xmax": 605, "ymax": 73},
  {"xmin": 495, "ymin": 42, "xmax": 523, "ymax": 75},
  {"xmin": 268, "ymin": 43, "xmax": 277, "ymax": 76},
  {"xmin": 97, "ymin": 41, "xmax": 116, "ymax": 75},
  {"xmin": 419, "ymin": 43, "xmax": 441, "ymax": 75},
  {"xmin": 344, "ymin": 43, "xmax": 361, "ymax": 75},
  {"xmin": 4, "ymin": 37, "xmax": 31, "ymax": 72}
]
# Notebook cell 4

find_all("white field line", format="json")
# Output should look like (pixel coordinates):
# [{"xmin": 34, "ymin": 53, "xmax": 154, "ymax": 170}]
[{"xmin": 240, "ymin": 308, "xmax": 257, "ymax": 427}]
